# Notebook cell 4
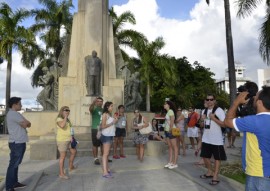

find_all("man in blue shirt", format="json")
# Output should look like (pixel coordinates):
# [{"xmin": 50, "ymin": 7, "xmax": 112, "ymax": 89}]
[{"xmin": 224, "ymin": 86, "xmax": 270, "ymax": 191}]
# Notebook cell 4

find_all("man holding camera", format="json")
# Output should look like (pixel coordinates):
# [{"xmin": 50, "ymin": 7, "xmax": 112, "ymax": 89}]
[
  {"xmin": 199, "ymin": 94, "xmax": 226, "ymax": 186},
  {"xmin": 224, "ymin": 86, "xmax": 270, "ymax": 191}
]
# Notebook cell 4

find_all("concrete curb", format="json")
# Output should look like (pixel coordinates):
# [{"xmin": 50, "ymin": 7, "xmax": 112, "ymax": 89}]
[
  {"xmin": 26, "ymin": 171, "xmax": 44, "ymax": 191},
  {"xmin": 0, "ymin": 171, "xmax": 43, "ymax": 191}
]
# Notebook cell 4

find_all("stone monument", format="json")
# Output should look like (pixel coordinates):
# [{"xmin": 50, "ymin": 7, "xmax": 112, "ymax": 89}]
[{"xmin": 24, "ymin": 0, "xmax": 125, "ymax": 136}]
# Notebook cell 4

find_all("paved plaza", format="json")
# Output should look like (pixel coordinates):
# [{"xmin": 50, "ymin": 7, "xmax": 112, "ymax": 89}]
[{"xmin": 0, "ymin": 136, "xmax": 244, "ymax": 191}]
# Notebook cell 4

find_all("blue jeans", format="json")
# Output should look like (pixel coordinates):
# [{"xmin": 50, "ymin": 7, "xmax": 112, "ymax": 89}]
[
  {"xmin": 6, "ymin": 142, "xmax": 26, "ymax": 190},
  {"xmin": 246, "ymin": 175, "xmax": 270, "ymax": 191}
]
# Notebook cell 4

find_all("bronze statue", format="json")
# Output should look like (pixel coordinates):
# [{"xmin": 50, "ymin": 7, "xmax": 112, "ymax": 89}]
[{"xmin": 85, "ymin": 50, "xmax": 102, "ymax": 96}]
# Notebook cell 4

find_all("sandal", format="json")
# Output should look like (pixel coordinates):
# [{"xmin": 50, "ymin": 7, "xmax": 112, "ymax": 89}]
[
  {"xmin": 200, "ymin": 174, "xmax": 213, "ymax": 179},
  {"xmin": 59, "ymin": 175, "xmax": 69, "ymax": 179},
  {"xmin": 102, "ymin": 174, "xmax": 113, "ymax": 178},
  {"xmin": 209, "ymin": 180, "xmax": 220, "ymax": 185}
]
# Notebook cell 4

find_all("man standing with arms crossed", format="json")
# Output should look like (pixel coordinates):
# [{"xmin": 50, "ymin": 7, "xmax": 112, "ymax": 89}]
[
  {"xmin": 5, "ymin": 97, "xmax": 31, "ymax": 191},
  {"xmin": 199, "ymin": 94, "xmax": 227, "ymax": 186},
  {"xmin": 224, "ymin": 86, "xmax": 270, "ymax": 191}
]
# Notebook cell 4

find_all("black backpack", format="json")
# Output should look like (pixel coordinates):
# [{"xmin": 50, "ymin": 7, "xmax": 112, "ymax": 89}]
[{"xmin": 203, "ymin": 106, "xmax": 226, "ymax": 133}]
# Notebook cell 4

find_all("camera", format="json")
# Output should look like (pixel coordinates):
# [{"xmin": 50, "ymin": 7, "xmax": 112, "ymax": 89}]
[
  {"xmin": 237, "ymin": 82, "xmax": 258, "ymax": 117},
  {"xmin": 205, "ymin": 125, "xmax": 210, "ymax": 129}
]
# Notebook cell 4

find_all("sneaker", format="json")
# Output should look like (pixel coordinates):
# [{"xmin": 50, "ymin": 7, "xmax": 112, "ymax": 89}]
[
  {"xmin": 168, "ymin": 164, "xmax": 178, "ymax": 169},
  {"xmin": 164, "ymin": 163, "xmax": 172, "ymax": 168},
  {"xmin": 120, "ymin": 155, "xmax": 126, "ymax": 158},
  {"xmin": 113, "ymin": 155, "xmax": 120, "ymax": 159},
  {"xmin": 13, "ymin": 182, "xmax": 26, "ymax": 189},
  {"xmin": 94, "ymin": 158, "xmax": 100, "ymax": 165}
]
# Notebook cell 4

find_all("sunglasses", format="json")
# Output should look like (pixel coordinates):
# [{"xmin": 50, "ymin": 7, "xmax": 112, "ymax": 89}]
[
  {"xmin": 205, "ymin": 99, "xmax": 214, "ymax": 101},
  {"xmin": 63, "ymin": 109, "xmax": 70, "ymax": 112}
]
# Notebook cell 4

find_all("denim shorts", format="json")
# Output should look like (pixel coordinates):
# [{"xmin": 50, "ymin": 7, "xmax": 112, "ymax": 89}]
[
  {"xmin": 100, "ymin": 134, "xmax": 113, "ymax": 144},
  {"xmin": 165, "ymin": 131, "xmax": 176, "ymax": 139}
]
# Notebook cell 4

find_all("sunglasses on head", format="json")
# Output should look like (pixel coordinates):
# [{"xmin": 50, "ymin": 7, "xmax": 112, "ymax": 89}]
[
  {"xmin": 63, "ymin": 109, "xmax": 70, "ymax": 112},
  {"xmin": 205, "ymin": 99, "xmax": 214, "ymax": 101}
]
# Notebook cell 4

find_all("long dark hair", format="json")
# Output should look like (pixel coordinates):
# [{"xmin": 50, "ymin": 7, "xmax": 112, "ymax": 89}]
[
  {"xmin": 165, "ymin": 100, "xmax": 176, "ymax": 119},
  {"xmin": 103, "ymin": 101, "xmax": 113, "ymax": 114},
  {"xmin": 152, "ymin": 118, "xmax": 158, "ymax": 131}
]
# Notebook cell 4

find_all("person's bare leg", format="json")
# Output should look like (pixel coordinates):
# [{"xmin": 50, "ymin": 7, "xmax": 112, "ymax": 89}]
[
  {"xmin": 102, "ymin": 143, "xmax": 110, "ymax": 175},
  {"xmin": 119, "ymin": 137, "xmax": 124, "ymax": 156},
  {"xmin": 59, "ymin": 152, "xmax": 67, "ymax": 176},
  {"xmin": 167, "ymin": 138, "xmax": 173, "ymax": 163},
  {"xmin": 171, "ymin": 138, "xmax": 178, "ymax": 164},
  {"xmin": 180, "ymin": 135, "xmax": 186, "ymax": 155},
  {"xmin": 189, "ymin": 137, "xmax": 195, "ymax": 149},
  {"xmin": 92, "ymin": 146, "xmax": 98, "ymax": 158},
  {"xmin": 139, "ymin": 144, "xmax": 144, "ymax": 162},
  {"xmin": 69, "ymin": 148, "xmax": 77, "ymax": 170},
  {"xmin": 136, "ymin": 145, "xmax": 140, "ymax": 160},
  {"xmin": 203, "ymin": 158, "xmax": 213, "ymax": 176},
  {"xmin": 213, "ymin": 160, "xmax": 221, "ymax": 180},
  {"xmin": 113, "ymin": 137, "xmax": 118, "ymax": 156}
]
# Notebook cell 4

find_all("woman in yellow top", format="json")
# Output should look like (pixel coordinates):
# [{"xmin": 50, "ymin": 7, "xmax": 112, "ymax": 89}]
[{"xmin": 56, "ymin": 106, "xmax": 77, "ymax": 179}]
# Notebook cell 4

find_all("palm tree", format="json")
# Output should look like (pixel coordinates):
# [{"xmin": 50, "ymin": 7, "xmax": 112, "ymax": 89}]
[
  {"xmin": 206, "ymin": 0, "xmax": 237, "ymax": 104},
  {"xmin": 30, "ymin": 0, "xmax": 73, "ymax": 86},
  {"xmin": 0, "ymin": 2, "xmax": 42, "ymax": 132},
  {"xmin": 109, "ymin": 7, "xmax": 146, "ymax": 61},
  {"xmin": 236, "ymin": 0, "xmax": 270, "ymax": 65},
  {"xmin": 133, "ymin": 37, "xmax": 176, "ymax": 111}
]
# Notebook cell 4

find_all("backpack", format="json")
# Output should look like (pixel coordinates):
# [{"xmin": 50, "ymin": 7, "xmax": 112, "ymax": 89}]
[{"xmin": 203, "ymin": 106, "xmax": 226, "ymax": 133}]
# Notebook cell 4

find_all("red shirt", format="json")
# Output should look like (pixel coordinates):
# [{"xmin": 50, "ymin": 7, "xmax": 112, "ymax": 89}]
[{"xmin": 187, "ymin": 112, "xmax": 199, "ymax": 127}]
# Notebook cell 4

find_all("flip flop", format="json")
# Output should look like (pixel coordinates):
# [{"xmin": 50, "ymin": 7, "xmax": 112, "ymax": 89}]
[
  {"xmin": 209, "ymin": 180, "xmax": 220, "ymax": 185},
  {"xmin": 102, "ymin": 174, "xmax": 113, "ymax": 178},
  {"xmin": 200, "ymin": 174, "xmax": 213, "ymax": 179}
]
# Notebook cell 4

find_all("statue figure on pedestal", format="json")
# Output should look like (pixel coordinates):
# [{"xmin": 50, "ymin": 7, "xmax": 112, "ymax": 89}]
[
  {"xmin": 37, "ymin": 66, "xmax": 55, "ymax": 110},
  {"xmin": 85, "ymin": 50, "xmax": 102, "ymax": 96},
  {"xmin": 125, "ymin": 72, "xmax": 142, "ymax": 111}
]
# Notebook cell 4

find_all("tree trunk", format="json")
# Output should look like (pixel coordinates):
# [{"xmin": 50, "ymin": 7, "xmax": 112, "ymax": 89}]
[
  {"xmin": 146, "ymin": 83, "xmax": 150, "ymax": 112},
  {"xmin": 4, "ymin": 49, "xmax": 12, "ymax": 134},
  {"xmin": 224, "ymin": 0, "xmax": 236, "ymax": 105}
]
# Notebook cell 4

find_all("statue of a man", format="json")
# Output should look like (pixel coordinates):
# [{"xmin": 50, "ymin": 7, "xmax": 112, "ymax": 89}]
[
  {"xmin": 85, "ymin": 50, "xmax": 102, "ymax": 96},
  {"xmin": 37, "ymin": 66, "xmax": 55, "ymax": 110},
  {"xmin": 125, "ymin": 72, "xmax": 142, "ymax": 111}
]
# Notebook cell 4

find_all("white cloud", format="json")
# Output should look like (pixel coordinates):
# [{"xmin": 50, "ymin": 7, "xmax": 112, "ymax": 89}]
[
  {"xmin": 113, "ymin": 0, "xmax": 269, "ymax": 81},
  {"xmin": 1, "ymin": 0, "xmax": 270, "ymax": 107}
]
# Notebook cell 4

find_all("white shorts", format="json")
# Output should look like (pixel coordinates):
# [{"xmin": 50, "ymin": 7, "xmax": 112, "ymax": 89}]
[{"xmin": 187, "ymin": 127, "xmax": 199, "ymax": 138}]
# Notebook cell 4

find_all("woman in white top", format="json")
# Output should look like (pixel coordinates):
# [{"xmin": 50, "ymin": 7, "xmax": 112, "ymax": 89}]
[{"xmin": 100, "ymin": 101, "xmax": 118, "ymax": 178}]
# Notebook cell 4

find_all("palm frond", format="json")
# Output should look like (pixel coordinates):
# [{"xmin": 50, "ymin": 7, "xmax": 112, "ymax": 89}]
[
  {"xmin": 236, "ymin": 0, "xmax": 263, "ymax": 18},
  {"xmin": 259, "ymin": 7, "xmax": 270, "ymax": 65}
]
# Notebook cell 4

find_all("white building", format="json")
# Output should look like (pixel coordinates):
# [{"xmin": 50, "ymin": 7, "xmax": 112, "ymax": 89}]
[
  {"xmin": 216, "ymin": 64, "xmax": 252, "ymax": 94},
  {"xmin": 257, "ymin": 68, "xmax": 270, "ymax": 89}
]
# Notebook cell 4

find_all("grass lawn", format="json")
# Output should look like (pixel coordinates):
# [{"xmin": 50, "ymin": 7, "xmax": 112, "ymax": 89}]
[{"xmin": 220, "ymin": 163, "xmax": 246, "ymax": 184}]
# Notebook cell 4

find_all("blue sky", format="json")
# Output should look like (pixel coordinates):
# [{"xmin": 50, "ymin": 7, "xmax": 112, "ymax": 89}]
[{"xmin": 0, "ymin": 0, "xmax": 268, "ymax": 108}]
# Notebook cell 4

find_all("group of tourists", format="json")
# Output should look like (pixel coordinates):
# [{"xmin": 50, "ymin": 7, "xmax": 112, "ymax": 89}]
[{"xmin": 5, "ymin": 81, "xmax": 270, "ymax": 191}]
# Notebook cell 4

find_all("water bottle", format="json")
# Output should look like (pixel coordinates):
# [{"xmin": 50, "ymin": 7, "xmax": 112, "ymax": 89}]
[{"xmin": 70, "ymin": 127, "xmax": 74, "ymax": 136}]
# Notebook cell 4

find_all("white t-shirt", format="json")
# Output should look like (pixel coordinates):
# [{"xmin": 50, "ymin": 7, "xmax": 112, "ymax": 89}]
[
  {"xmin": 202, "ymin": 107, "xmax": 225, "ymax": 145},
  {"xmin": 102, "ymin": 114, "xmax": 115, "ymax": 136}
]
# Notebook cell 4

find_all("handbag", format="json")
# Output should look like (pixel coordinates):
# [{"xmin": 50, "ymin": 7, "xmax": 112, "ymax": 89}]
[
  {"xmin": 172, "ymin": 127, "xmax": 181, "ymax": 136},
  {"xmin": 71, "ymin": 136, "xmax": 78, "ymax": 149},
  {"xmin": 139, "ymin": 122, "xmax": 153, "ymax": 135}
]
